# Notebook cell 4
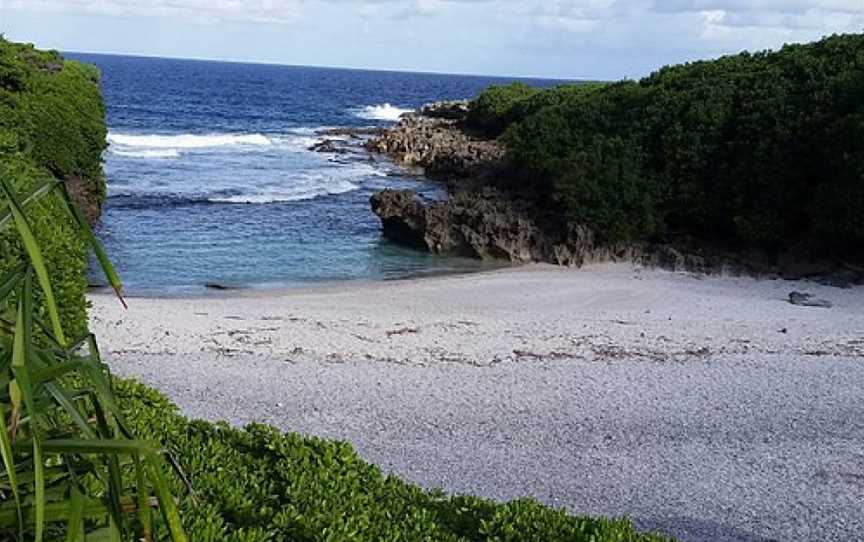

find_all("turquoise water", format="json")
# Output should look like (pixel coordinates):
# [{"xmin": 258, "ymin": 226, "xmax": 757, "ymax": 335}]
[{"xmin": 72, "ymin": 53, "xmax": 555, "ymax": 294}]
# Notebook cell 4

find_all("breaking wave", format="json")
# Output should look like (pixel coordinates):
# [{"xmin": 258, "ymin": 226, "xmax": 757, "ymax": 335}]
[
  {"xmin": 353, "ymin": 103, "xmax": 412, "ymax": 121},
  {"xmin": 108, "ymin": 132, "xmax": 272, "ymax": 149},
  {"xmin": 112, "ymin": 149, "xmax": 181, "ymax": 159}
]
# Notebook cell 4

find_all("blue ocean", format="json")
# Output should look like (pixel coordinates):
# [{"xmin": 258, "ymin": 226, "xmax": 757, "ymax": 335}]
[{"xmin": 69, "ymin": 54, "xmax": 555, "ymax": 294}]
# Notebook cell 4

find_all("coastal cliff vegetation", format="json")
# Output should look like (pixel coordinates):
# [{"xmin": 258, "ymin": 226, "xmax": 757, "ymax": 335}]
[
  {"xmin": 468, "ymin": 33, "xmax": 864, "ymax": 258},
  {"xmin": 1, "ymin": 37, "xmax": 108, "ymax": 338},
  {"xmin": 0, "ymin": 39, "xmax": 665, "ymax": 540}
]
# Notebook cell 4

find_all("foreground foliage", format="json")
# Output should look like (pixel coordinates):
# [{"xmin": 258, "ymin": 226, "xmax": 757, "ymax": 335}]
[
  {"xmin": 469, "ymin": 34, "xmax": 864, "ymax": 258},
  {"xmin": 0, "ymin": 177, "xmax": 186, "ymax": 540},
  {"xmin": 118, "ymin": 379, "xmax": 669, "ymax": 541},
  {"xmin": 1, "ymin": 39, "xmax": 186, "ymax": 541}
]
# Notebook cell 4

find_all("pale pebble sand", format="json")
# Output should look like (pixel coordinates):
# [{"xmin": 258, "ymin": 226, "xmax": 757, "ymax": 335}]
[{"xmin": 89, "ymin": 263, "xmax": 864, "ymax": 542}]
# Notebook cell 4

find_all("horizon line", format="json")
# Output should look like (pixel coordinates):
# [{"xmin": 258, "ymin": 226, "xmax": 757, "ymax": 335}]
[{"xmin": 63, "ymin": 49, "xmax": 585, "ymax": 83}]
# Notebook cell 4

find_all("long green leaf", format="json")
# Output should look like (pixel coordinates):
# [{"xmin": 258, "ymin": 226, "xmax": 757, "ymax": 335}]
[
  {"xmin": 145, "ymin": 454, "xmax": 187, "ymax": 542},
  {"xmin": 0, "ymin": 496, "xmax": 108, "ymax": 525},
  {"xmin": 0, "ymin": 265, "xmax": 25, "ymax": 306},
  {"xmin": 33, "ymin": 438, "xmax": 44, "ymax": 542},
  {"xmin": 0, "ymin": 178, "xmax": 67, "ymax": 348},
  {"xmin": 12, "ymin": 273, "xmax": 44, "ymax": 542},
  {"xmin": 57, "ymin": 183, "xmax": 126, "ymax": 309},
  {"xmin": 43, "ymin": 383, "xmax": 97, "ymax": 439},
  {"xmin": 0, "ymin": 402, "xmax": 23, "ymax": 539},
  {"xmin": 32, "ymin": 362, "xmax": 87, "ymax": 387},
  {"xmin": 64, "ymin": 485, "xmax": 85, "ymax": 542},
  {"xmin": 0, "ymin": 180, "xmax": 60, "ymax": 232},
  {"xmin": 133, "ymin": 455, "xmax": 152, "ymax": 542},
  {"xmin": 33, "ymin": 439, "xmax": 156, "ymax": 455}
]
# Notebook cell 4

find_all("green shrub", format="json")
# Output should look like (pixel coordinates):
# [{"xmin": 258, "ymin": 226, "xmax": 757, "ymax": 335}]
[
  {"xmin": 466, "ymin": 83, "xmax": 540, "ymax": 136},
  {"xmin": 467, "ymin": 83, "xmax": 607, "ymax": 138},
  {"xmin": 498, "ymin": 33, "xmax": 864, "ymax": 255},
  {"xmin": 115, "ymin": 379, "xmax": 670, "ymax": 541}
]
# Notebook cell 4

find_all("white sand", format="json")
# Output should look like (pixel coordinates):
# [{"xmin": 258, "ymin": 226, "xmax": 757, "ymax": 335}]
[
  {"xmin": 90, "ymin": 263, "xmax": 864, "ymax": 364},
  {"xmin": 89, "ymin": 264, "xmax": 864, "ymax": 541}
]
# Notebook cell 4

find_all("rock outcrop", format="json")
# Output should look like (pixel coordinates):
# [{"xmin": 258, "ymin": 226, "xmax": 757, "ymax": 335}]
[
  {"xmin": 371, "ymin": 188, "xmax": 628, "ymax": 265},
  {"xmin": 365, "ymin": 115, "xmax": 504, "ymax": 179},
  {"xmin": 418, "ymin": 100, "xmax": 470, "ymax": 120},
  {"xmin": 65, "ymin": 175, "xmax": 103, "ymax": 226}
]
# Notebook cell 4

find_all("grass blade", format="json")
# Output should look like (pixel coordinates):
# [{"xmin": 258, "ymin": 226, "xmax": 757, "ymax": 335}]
[
  {"xmin": 133, "ymin": 455, "xmax": 152, "ymax": 542},
  {"xmin": 33, "ymin": 439, "xmax": 156, "ymax": 455},
  {"xmin": 43, "ymin": 383, "xmax": 98, "ymax": 439},
  {"xmin": 33, "ymin": 438, "xmax": 44, "ymax": 542},
  {"xmin": 12, "ymin": 274, "xmax": 45, "ymax": 541},
  {"xmin": 0, "ymin": 178, "xmax": 67, "ymax": 348},
  {"xmin": 57, "ymin": 183, "xmax": 126, "ymax": 309},
  {"xmin": 0, "ymin": 265, "xmax": 25, "ymax": 304},
  {"xmin": 145, "ymin": 454, "xmax": 187, "ymax": 542},
  {"xmin": 0, "ymin": 180, "xmax": 60, "ymax": 232},
  {"xmin": 0, "ymin": 402, "xmax": 23, "ymax": 539},
  {"xmin": 64, "ymin": 485, "xmax": 85, "ymax": 542}
]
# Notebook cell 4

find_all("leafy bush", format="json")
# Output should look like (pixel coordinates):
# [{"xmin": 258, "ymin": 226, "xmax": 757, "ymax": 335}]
[
  {"xmin": 466, "ymin": 83, "xmax": 540, "ymax": 137},
  {"xmin": 116, "ymin": 379, "xmax": 670, "ymax": 541},
  {"xmin": 466, "ymin": 83, "xmax": 607, "ymax": 138},
  {"xmin": 499, "ymin": 33, "xmax": 864, "ymax": 256},
  {"xmin": 0, "ymin": 38, "xmax": 107, "ymax": 338}
]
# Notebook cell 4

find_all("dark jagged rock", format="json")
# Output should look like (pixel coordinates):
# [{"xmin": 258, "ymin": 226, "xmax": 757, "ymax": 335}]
[
  {"xmin": 64, "ymin": 175, "xmax": 103, "ymax": 226},
  {"xmin": 316, "ymin": 127, "xmax": 384, "ymax": 138},
  {"xmin": 371, "ymin": 188, "xmax": 621, "ymax": 265},
  {"xmin": 369, "ymin": 190, "xmax": 429, "ymax": 250},
  {"xmin": 309, "ymin": 139, "xmax": 350, "ymax": 154},
  {"xmin": 205, "ymin": 282, "xmax": 243, "ymax": 291},
  {"xmin": 365, "ymin": 115, "xmax": 504, "ymax": 179},
  {"xmin": 368, "ymin": 188, "xmax": 864, "ymax": 284},
  {"xmin": 418, "ymin": 100, "xmax": 470, "ymax": 121},
  {"xmin": 788, "ymin": 291, "xmax": 833, "ymax": 308}
]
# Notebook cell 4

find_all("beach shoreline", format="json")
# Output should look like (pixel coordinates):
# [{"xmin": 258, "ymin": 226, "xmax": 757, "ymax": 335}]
[
  {"xmin": 90, "ymin": 264, "xmax": 864, "ymax": 541},
  {"xmin": 90, "ymin": 263, "xmax": 864, "ymax": 363}
]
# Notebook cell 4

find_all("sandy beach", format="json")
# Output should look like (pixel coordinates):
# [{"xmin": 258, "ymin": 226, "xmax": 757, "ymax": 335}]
[{"xmin": 90, "ymin": 264, "xmax": 864, "ymax": 541}]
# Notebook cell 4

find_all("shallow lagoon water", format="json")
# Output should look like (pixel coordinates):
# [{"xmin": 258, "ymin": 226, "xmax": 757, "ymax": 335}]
[{"xmin": 71, "ymin": 53, "xmax": 554, "ymax": 293}]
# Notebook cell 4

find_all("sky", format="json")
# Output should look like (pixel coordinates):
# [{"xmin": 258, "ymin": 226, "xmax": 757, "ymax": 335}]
[{"xmin": 1, "ymin": 1, "xmax": 863, "ymax": 80}]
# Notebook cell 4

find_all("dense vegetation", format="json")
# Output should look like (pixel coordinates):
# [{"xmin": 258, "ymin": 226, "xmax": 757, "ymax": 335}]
[
  {"xmin": 0, "ymin": 37, "xmax": 108, "ymax": 338},
  {"xmin": 0, "ymin": 40, "xmax": 667, "ymax": 540},
  {"xmin": 118, "ymin": 379, "xmax": 668, "ymax": 541},
  {"xmin": 468, "ymin": 34, "xmax": 864, "ymax": 257}
]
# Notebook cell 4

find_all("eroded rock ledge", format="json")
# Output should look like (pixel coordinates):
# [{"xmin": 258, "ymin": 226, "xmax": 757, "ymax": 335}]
[
  {"xmin": 364, "ymin": 104, "xmax": 504, "ymax": 180},
  {"xmin": 365, "ymin": 102, "xmax": 637, "ymax": 267},
  {"xmin": 370, "ymin": 188, "xmax": 597, "ymax": 265}
]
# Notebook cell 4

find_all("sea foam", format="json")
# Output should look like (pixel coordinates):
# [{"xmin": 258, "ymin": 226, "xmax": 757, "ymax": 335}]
[
  {"xmin": 206, "ymin": 179, "xmax": 360, "ymax": 204},
  {"xmin": 108, "ymin": 132, "xmax": 272, "ymax": 149},
  {"xmin": 354, "ymin": 103, "xmax": 412, "ymax": 121},
  {"xmin": 112, "ymin": 149, "xmax": 181, "ymax": 159}
]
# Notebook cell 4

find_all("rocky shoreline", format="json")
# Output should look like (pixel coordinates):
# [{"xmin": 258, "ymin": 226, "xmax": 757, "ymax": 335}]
[{"xmin": 309, "ymin": 101, "xmax": 863, "ymax": 287}]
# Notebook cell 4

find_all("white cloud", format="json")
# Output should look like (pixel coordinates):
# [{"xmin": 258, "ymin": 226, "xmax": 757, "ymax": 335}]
[
  {"xmin": 521, "ymin": 0, "xmax": 864, "ymax": 55},
  {"xmin": 7, "ymin": 0, "xmax": 863, "ymax": 34},
  {"xmin": 2, "ymin": 0, "xmax": 303, "ymax": 24},
  {"xmin": 2, "ymin": 0, "xmax": 863, "ymax": 78}
]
